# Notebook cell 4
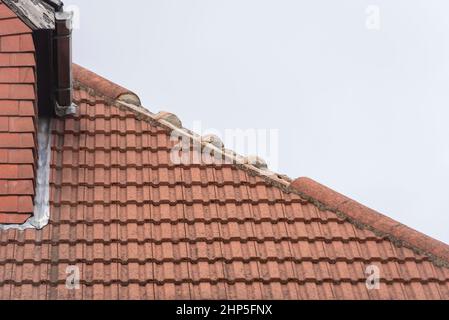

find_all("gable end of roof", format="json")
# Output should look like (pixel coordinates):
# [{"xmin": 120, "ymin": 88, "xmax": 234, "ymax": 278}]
[
  {"xmin": 290, "ymin": 177, "xmax": 449, "ymax": 268},
  {"xmin": 72, "ymin": 64, "xmax": 449, "ymax": 271}
]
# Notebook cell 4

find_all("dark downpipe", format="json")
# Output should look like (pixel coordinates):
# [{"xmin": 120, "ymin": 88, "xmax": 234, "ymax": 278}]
[{"xmin": 53, "ymin": 10, "xmax": 77, "ymax": 116}]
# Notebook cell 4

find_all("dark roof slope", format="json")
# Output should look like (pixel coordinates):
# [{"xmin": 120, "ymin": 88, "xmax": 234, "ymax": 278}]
[{"xmin": 0, "ymin": 65, "xmax": 448, "ymax": 300}]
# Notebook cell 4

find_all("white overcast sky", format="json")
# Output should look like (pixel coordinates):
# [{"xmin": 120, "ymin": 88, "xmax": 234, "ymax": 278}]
[{"xmin": 65, "ymin": 0, "xmax": 449, "ymax": 244}]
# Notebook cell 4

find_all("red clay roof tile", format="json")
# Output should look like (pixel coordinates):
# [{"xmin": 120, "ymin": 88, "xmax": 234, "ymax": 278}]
[{"xmin": 1, "ymin": 51, "xmax": 449, "ymax": 300}]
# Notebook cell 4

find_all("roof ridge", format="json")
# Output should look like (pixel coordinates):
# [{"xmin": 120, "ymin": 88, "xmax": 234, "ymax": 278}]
[
  {"xmin": 72, "ymin": 63, "xmax": 141, "ymax": 106},
  {"xmin": 290, "ymin": 177, "xmax": 449, "ymax": 268},
  {"xmin": 116, "ymin": 99, "xmax": 295, "ymax": 188},
  {"xmin": 73, "ymin": 64, "xmax": 449, "ymax": 270},
  {"xmin": 116, "ymin": 98, "xmax": 449, "ymax": 269},
  {"xmin": 72, "ymin": 64, "xmax": 295, "ymax": 188}
]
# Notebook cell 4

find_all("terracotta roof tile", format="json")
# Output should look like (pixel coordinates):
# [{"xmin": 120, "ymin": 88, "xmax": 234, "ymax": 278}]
[
  {"xmin": 73, "ymin": 64, "xmax": 141, "ymax": 106},
  {"xmin": 1, "ymin": 58, "xmax": 449, "ymax": 299}
]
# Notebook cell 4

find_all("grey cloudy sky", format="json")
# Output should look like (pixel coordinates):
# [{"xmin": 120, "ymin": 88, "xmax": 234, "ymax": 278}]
[{"xmin": 65, "ymin": 0, "xmax": 449, "ymax": 244}]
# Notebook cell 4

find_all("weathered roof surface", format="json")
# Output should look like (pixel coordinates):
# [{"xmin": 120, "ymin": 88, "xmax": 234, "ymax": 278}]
[
  {"xmin": 291, "ymin": 178, "xmax": 449, "ymax": 267},
  {"xmin": 72, "ymin": 64, "xmax": 141, "ymax": 106},
  {"xmin": 0, "ymin": 2, "xmax": 37, "ymax": 224},
  {"xmin": 0, "ymin": 65, "xmax": 448, "ymax": 300}
]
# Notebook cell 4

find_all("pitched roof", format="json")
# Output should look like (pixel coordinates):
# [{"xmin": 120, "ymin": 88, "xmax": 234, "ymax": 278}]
[
  {"xmin": 0, "ymin": 1, "xmax": 37, "ymax": 224},
  {"xmin": 291, "ymin": 178, "xmax": 449, "ymax": 268},
  {"xmin": 0, "ymin": 63, "xmax": 448, "ymax": 299}
]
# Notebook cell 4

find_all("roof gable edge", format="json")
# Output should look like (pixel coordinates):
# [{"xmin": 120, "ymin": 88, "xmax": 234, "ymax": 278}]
[
  {"xmin": 290, "ymin": 177, "xmax": 449, "ymax": 269},
  {"xmin": 118, "ymin": 96, "xmax": 449, "ymax": 270}
]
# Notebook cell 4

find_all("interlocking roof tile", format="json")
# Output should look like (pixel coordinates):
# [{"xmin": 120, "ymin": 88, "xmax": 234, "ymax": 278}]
[
  {"xmin": 291, "ymin": 177, "xmax": 449, "ymax": 267},
  {"xmin": 1, "ymin": 6, "xmax": 449, "ymax": 297},
  {"xmin": 1, "ymin": 64, "xmax": 448, "ymax": 299}
]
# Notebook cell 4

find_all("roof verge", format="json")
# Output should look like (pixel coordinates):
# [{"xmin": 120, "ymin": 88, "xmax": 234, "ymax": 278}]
[
  {"xmin": 72, "ymin": 65, "xmax": 449, "ymax": 269},
  {"xmin": 290, "ymin": 177, "xmax": 449, "ymax": 268}
]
